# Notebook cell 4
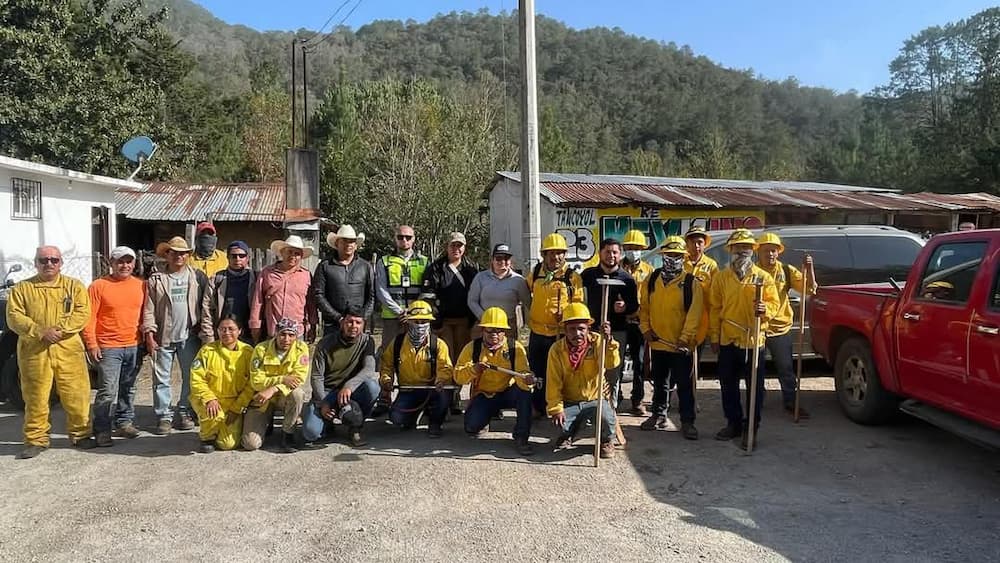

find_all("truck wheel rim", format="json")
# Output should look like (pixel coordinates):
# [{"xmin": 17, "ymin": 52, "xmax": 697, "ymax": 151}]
[{"xmin": 843, "ymin": 356, "xmax": 867, "ymax": 404}]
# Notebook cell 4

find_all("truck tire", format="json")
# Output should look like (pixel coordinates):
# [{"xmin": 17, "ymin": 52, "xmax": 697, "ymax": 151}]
[{"xmin": 834, "ymin": 337, "xmax": 897, "ymax": 425}]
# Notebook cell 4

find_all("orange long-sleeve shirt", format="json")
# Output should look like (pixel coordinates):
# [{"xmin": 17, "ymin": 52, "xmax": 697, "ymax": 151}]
[{"xmin": 83, "ymin": 275, "xmax": 146, "ymax": 350}]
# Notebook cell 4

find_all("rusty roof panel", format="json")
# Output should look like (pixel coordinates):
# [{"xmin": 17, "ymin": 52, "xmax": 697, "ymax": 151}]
[{"xmin": 116, "ymin": 182, "xmax": 287, "ymax": 222}]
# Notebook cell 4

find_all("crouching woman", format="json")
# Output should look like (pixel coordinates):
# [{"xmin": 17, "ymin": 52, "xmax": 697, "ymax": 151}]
[{"xmin": 189, "ymin": 317, "xmax": 254, "ymax": 453}]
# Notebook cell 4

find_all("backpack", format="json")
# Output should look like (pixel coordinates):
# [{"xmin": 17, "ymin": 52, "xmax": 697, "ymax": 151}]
[
  {"xmin": 782, "ymin": 262, "xmax": 793, "ymax": 294},
  {"xmin": 393, "ymin": 333, "xmax": 439, "ymax": 381},
  {"xmin": 647, "ymin": 270, "xmax": 695, "ymax": 312},
  {"xmin": 471, "ymin": 337, "xmax": 516, "ymax": 372},
  {"xmin": 531, "ymin": 262, "xmax": 575, "ymax": 299}
]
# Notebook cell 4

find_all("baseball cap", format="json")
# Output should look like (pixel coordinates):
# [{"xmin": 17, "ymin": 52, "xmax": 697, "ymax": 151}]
[
  {"xmin": 109, "ymin": 246, "xmax": 136, "ymax": 260},
  {"xmin": 492, "ymin": 243, "xmax": 512, "ymax": 257},
  {"xmin": 448, "ymin": 231, "xmax": 467, "ymax": 245},
  {"xmin": 196, "ymin": 221, "xmax": 216, "ymax": 235}
]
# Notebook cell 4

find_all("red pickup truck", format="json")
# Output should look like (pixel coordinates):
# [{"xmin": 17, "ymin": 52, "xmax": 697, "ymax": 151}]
[{"xmin": 810, "ymin": 229, "xmax": 1000, "ymax": 445}]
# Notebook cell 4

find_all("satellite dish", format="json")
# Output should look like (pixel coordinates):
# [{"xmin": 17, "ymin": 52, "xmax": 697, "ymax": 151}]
[{"xmin": 120, "ymin": 135, "xmax": 158, "ymax": 180}]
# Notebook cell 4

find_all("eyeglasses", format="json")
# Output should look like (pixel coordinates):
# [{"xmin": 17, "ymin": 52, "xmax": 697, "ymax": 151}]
[
  {"xmin": 396, "ymin": 235, "xmax": 413, "ymax": 241},
  {"xmin": 36, "ymin": 257, "xmax": 61, "ymax": 265},
  {"xmin": 228, "ymin": 253, "xmax": 248, "ymax": 259}
]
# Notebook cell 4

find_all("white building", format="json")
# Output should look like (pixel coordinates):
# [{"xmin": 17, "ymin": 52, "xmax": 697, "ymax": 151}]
[{"xmin": 0, "ymin": 155, "xmax": 141, "ymax": 285}]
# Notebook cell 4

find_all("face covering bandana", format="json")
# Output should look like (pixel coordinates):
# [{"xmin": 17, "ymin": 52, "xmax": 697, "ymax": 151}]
[
  {"xmin": 731, "ymin": 250, "xmax": 754, "ymax": 280},
  {"xmin": 625, "ymin": 250, "xmax": 643, "ymax": 264},
  {"xmin": 661, "ymin": 255, "xmax": 684, "ymax": 281},
  {"xmin": 408, "ymin": 323, "xmax": 430, "ymax": 348},
  {"xmin": 196, "ymin": 234, "xmax": 218, "ymax": 258}
]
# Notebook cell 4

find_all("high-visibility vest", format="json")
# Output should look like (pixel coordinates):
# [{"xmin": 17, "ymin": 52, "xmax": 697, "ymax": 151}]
[{"xmin": 381, "ymin": 254, "xmax": 429, "ymax": 318}]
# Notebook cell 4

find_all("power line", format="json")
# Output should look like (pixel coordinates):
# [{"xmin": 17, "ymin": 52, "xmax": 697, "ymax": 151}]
[
  {"xmin": 300, "ymin": 0, "xmax": 353, "ymax": 47},
  {"xmin": 304, "ymin": 0, "xmax": 364, "ymax": 53}
]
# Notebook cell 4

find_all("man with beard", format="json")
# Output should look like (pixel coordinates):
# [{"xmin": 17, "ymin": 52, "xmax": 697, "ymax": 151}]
[
  {"xmin": 708, "ymin": 229, "xmax": 779, "ymax": 448},
  {"xmin": 546, "ymin": 302, "xmax": 620, "ymax": 460},
  {"xmin": 303, "ymin": 309, "xmax": 379, "ymax": 447},
  {"xmin": 638, "ymin": 237, "xmax": 704, "ymax": 438},
  {"xmin": 581, "ymin": 238, "xmax": 637, "ymax": 410},
  {"xmin": 188, "ymin": 222, "xmax": 228, "ymax": 277},
  {"xmin": 620, "ymin": 229, "xmax": 654, "ymax": 416}
]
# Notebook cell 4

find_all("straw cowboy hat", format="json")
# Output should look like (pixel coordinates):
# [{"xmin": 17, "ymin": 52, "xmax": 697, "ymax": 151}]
[
  {"xmin": 155, "ymin": 236, "xmax": 193, "ymax": 257},
  {"xmin": 270, "ymin": 235, "xmax": 314, "ymax": 258},
  {"xmin": 326, "ymin": 225, "xmax": 365, "ymax": 248}
]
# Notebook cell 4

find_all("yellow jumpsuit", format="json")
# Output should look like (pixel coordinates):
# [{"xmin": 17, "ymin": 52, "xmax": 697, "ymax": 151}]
[
  {"xmin": 189, "ymin": 341, "xmax": 255, "ymax": 450},
  {"xmin": 6, "ymin": 274, "xmax": 91, "ymax": 447}
]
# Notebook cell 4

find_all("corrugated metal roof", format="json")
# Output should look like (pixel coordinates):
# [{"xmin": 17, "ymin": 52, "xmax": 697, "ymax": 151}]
[
  {"xmin": 116, "ymin": 182, "xmax": 286, "ymax": 221},
  {"xmin": 491, "ymin": 172, "xmax": 1000, "ymax": 213}
]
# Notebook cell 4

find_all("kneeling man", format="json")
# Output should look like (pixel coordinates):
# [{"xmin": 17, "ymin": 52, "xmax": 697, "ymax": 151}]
[{"xmin": 244, "ymin": 318, "xmax": 310, "ymax": 453}]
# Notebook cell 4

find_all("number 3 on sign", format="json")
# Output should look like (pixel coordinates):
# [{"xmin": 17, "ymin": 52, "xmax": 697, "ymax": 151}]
[{"xmin": 557, "ymin": 228, "xmax": 596, "ymax": 262}]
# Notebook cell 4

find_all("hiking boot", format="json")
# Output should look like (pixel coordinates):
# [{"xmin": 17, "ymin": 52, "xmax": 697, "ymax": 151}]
[
  {"xmin": 175, "ymin": 416, "xmax": 195, "ymax": 431},
  {"xmin": 198, "ymin": 440, "xmax": 215, "ymax": 454},
  {"xmin": 629, "ymin": 404, "xmax": 647, "ymax": 417},
  {"xmin": 17, "ymin": 445, "xmax": 47, "ymax": 459},
  {"xmin": 785, "ymin": 404, "xmax": 811, "ymax": 420},
  {"xmin": 515, "ymin": 438, "xmax": 534, "ymax": 456},
  {"xmin": 348, "ymin": 429, "xmax": 367, "ymax": 448},
  {"xmin": 154, "ymin": 420, "xmax": 172, "ymax": 435},
  {"xmin": 95, "ymin": 432, "xmax": 114, "ymax": 447},
  {"xmin": 641, "ymin": 414, "xmax": 666, "ymax": 431},
  {"xmin": 714, "ymin": 423, "xmax": 742, "ymax": 441},
  {"xmin": 681, "ymin": 423, "xmax": 699, "ymax": 440},
  {"xmin": 114, "ymin": 424, "xmax": 140, "ymax": 439},
  {"xmin": 427, "ymin": 423, "xmax": 443, "ymax": 438},
  {"xmin": 599, "ymin": 441, "xmax": 615, "ymax": 459},
  {"xmin": 280, "ymin": 432, "xmax": 298, "ymax": 453},
  {"xmin": 73, "ymin": 437, "xmax": 98, "ymax": 450}
]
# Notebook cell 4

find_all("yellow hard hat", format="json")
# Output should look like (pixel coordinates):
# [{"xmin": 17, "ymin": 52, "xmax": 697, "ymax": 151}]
[
  {"xmin": 541, "ymin": 233, "xmax": 568, "ymax": 252},
  {"xmin": 561, "ymin": 302, "xmax": 593, "ymax": 324},
  {"xmin": 479, "ymin": 307, "xmax": 511, "ymax": 330},
  {"xmin": 925, "ymin": 281, "xmax": 954, "ymax": 290},
  {"xmin": 725, "ymin": 229, "xmax": 759, "ymax": 249},
  {"xmin": 756, "ymin": 232, "xmax": 784, "ymax": 254},
  {"xmin": 659, "ymin": 235, "xmax": 687, "ymax": 255},
  {"xmin": 405, "ymin": 300, "xmax": 435, "ymax": 321},
  {"xmin": 623, "ymin": 229, "xmax": 647, "ymax": 248},
  {"xmin": 685, "ymin": 225, "xmax": 713, "ymax": 247}
]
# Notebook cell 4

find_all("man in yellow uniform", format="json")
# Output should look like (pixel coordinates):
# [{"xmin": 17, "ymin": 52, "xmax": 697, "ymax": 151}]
[
  {"xmin": 546, "ymin": 302, "xmax": 620, "ymax": 459},
  {"xmin": 638, "ymin": 236, "xmax": 705, "ymax": 439},
  {"xmin": 621, "ymin": 229, "xmax": 654, "ymax": 416},
  {"xmin": 709, "ymin": 229, "xmax": 780, "ymax": 448},
  {"xmin": 379, "ymin": 300, "xmax": 453, "ymax": 437},
  {"xmin": 454, "ymin": 307, "xmax": 534, "ymax": 455},
  {"xmin": 684, "ymin": 225, "xmax": 719, "ymax": 283},
  {"xmin": 243, "ymin": 318, "xmax": 311, "ymax": 453},
  {"xmin": 7, "ymin": 246, "xmax": 94, "ymax": 459},
  {"xmin": 526, "ymin": 232, "xmax": 584, "ymax": 415},
  {"xmin": 188, "ymin": 317, "xmax": 254, "ymax": 453},
  {"xmin": 757, "ymin": 233, "xmax": 817, "ymax": 419},
  {"xmin": 188, "ymin": 221, "xmax": 228, "ymax": 277}
]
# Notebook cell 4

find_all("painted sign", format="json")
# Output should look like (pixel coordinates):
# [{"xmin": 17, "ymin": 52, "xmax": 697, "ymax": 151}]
[{"xmin": 554, "ymin": 206, "xmax": 764, "ymax": 268}]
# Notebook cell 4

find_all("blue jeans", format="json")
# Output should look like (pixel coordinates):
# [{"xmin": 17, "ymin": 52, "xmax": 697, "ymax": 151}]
[
  {"xmin": 151, "ymin": 335, "xmax": 200, "ymax": 421},
  {"xmin": 390, "ymin": 389, "xmax": 451, "ymax": 428},
  {"xmin": 650, "ymin": 350, "xmax": 695, "ymax": 422},
  {"xmin": 718, "ymin": 344, "xmax": 766, "ymax": 428},
  {"xmin": 92, "ymin": 346, "xmax": 139, "ymax": 433},
  {"xmin": 561, "ymin": 400, "xmax": 616, "ymax": 443},
  {"xmin": 765, "ymin": 332, "xmax": 796, "ymax": 406},
  {"xmin": 527, "ymin": 332, "xmax": 558, "ymax": 413},
  {"xmin": 302, "ymin": 378, "xmax": 380, "ymax": 441},
  {"xmin": 464, "ymin": 386, "xmax": 533, "ymax": 441}
]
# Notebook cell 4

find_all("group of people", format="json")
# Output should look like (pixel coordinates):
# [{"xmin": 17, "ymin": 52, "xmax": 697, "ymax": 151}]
[{"xmin": 5, "ymin": 219, "xmax": 814, "ymax": 461}]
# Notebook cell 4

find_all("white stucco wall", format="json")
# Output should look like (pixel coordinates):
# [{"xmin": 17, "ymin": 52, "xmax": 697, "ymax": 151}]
[{"xmin": 0, "ymin": 157, "xmax": 132, "ymax": 285}]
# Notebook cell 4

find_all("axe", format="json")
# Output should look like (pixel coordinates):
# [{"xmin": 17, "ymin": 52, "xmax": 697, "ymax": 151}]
[{"xmin": 594, "ymin": 276, "xmax": 628, "ymax": 466}]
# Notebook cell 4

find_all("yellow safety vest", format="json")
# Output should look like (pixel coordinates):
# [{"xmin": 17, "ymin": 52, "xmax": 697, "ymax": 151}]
[{"xmin": 381, "ymin": 254, "xmax": 429, "ymax": 318}]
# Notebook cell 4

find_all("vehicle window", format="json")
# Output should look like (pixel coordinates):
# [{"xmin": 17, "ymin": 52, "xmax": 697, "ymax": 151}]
[
  {"xmin": 917, "ymin": 242, "xmax": 988, "ymax": 305},
  {"xmin": 781, "ymin": 235, "xmax": 852, "ymax": 286},
  {"xmin": 991, "ymin": 262, "xmax": 1000, "ymax": 310},
  {"xmin": 849, "ymin": 236, "xmax": 923, "ymax": 286}
]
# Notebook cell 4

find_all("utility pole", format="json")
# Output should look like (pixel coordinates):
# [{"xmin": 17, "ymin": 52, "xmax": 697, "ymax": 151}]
[
  {"xmin": 291, "ymin": 40, "xmax": 297, "ymax": 147},
  {"xmin": 301, "ymin": 41, "xmax": 309, "ymax": 148},
  {"xmin": 519, "ymin": 0, "xmax": 541, "ymax": 268}
]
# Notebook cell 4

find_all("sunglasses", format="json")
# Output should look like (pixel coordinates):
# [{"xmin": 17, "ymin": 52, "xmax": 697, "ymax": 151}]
[
  {"xmin": 228, "ymin": 253, "xmax": 248, "ymax": 259},
  {"xmin": 396, "ymin": 235, "xmax": 413, "ymax": 241},
  {"xmin": 36, "ymin": 257, "xmax": 61, "ymax": 265}
]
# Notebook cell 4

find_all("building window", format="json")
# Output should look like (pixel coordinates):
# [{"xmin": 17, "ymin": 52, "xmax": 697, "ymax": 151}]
[{"xmin": 11, "ymin": 178, "xmax": 41, "ymax": 220}]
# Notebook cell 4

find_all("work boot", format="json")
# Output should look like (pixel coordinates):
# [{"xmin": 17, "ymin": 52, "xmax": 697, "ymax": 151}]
[
  {"xmin": 73, "ymin": 437, "xmax": 98, "ymax": 450},
  {"xmin": 784, "ymin": 404, "xmax": 811, "ymax": 420},
  {"xmin": 198, "ymin": 441, "xmax": 215, "ymax": 454},
  {"xmin": 681, "ymin": 423, "xmax": 699, "ymax": 440},
  {"xmin": 17, "ymin": 445, "xmax": 47, "ymax": 459},
  {"xmin": 427, "ymin": 423, "xmax": 443, "ymax": 438},
  {"xmin": 95, "ymin": 432, "xmax": 114, "ymax": 448},
  {"xmin": 515, "ymin": 438, "xmax": 534, "ymax": 456},
  {"xmin": 348, "ymin": 429, "xmax": 367, "ymax": 448},
  {"xmin": 280, "ymin": 432, "xmax": 298, "ymax": 453},
  {"xmin": 176, "ymin": 416, "xmax": 195, "ymax": 431},
  {"xmin": 115, "ymin": 424, "xmax": 140, "ymax": 439},
  {"xmin": 714, "ymin": 423, "xmax": 742, "ymax": 441},
  {"xmin": 640, "ymin": 414, "xmax": 666, "ymax": 431},
  {"xmin": 154, "ymin": 420, "xmax": 172, "ymax": 435},
  {"xmin": 629, "ymin": 403, "xmax": 646, "ymax": 417},
  {"xmin": 599, "ymin": 441, "xmax": 615, "ymax": 459}
]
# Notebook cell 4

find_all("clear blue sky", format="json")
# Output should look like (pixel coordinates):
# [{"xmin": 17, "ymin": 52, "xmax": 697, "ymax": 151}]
[{"xmin": 194, "ymin": 0, "xmax": 997, "ymax": 93}]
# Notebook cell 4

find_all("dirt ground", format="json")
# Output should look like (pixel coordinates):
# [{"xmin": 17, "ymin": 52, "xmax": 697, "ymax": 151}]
[{"xmin": 0, "ymin": 364, "xmax": 998, "ymax": 562}]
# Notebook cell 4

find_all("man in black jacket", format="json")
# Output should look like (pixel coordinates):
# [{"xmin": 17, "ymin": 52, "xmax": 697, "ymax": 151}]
[
  {"xmin": 312, "ymin": 225, "xmax": 375, "ymax": 338},
  {"xmin": 422, "ymin": 231, "xmax": 479, "ymax": 413}
]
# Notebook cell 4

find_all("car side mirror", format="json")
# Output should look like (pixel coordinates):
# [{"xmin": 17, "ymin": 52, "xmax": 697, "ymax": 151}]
[{"xmin": 6, "ymin": 264, "xmax": 21, "ymax": 275}]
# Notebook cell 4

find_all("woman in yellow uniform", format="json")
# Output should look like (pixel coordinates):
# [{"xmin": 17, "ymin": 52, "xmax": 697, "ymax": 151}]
[{"xmin": 189, "ymin": 317, "xmax": 254, "ymax": 453}]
